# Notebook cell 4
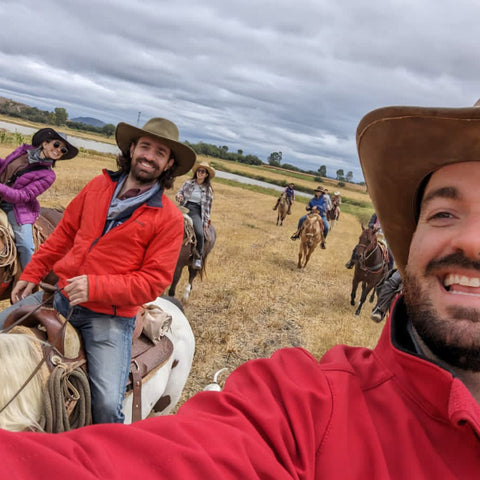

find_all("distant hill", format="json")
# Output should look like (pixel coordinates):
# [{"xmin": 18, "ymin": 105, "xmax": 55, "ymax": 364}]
[{"xmin": 71, "ymin": 117, "xmax": 106, "ymax": 127}]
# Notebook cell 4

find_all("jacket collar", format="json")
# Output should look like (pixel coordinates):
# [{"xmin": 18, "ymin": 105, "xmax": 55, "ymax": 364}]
[
  {"xmin": 377, "ymin": 297, "xmax": 480, "ymax": 432},
  {"xmin": 104, "ymin": 169, "xmax": 165, "ymax": 208}
]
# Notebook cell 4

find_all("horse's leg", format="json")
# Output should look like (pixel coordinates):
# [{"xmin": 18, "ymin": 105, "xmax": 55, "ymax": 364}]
[
  {"xmin": 168, "ymin": 264, "xmax": 183, "ymax": 297},
  {"xmin": 350, "ymin": 275, "xmax": 359, "ymax": 306},
  {"xmin": 355, "ymin": 282, "xmax": 371, "ymax": 316},
  {"xmin": 303, "ymin": 248, "xmax": 311, "ymax": 268},
  {"xmin": 369, "ymin": 284, "xmax": 376, "ymax": 303},
  {"xmin": 182, "ymin": 267, "xmax": 198, "ymax": 303},
  {"xmin": 298, "ymin": 245, "xmax": 304, "ymax": 269}
]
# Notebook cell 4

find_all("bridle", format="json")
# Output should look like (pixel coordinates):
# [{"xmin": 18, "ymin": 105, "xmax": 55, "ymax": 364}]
[{"xmin": 354, "ymin": 230, "xmax": 385, "ymax": 273}]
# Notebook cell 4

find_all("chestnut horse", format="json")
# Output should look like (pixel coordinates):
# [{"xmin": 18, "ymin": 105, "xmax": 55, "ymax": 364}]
[
  {"xmin": 327, "ymin": 194, "xmax": 341, "ymax": 229},
  {"xmin": 276, "ymin": 193, "xmax": 288, "ymax": 226},
  {"xmin": 168, "ymin": 222, "xmax": 216, "ymax": 302},
  {"xmin": 0, "ymin": 206, "xmax": 62, "ymax": 301},
  {"xmin": 350, "ymin": 225, "xmax": 389, "ymax": 316},
  {"xmin": 298, "ymin": 213, "xmax": 324, "ymax": 268}
]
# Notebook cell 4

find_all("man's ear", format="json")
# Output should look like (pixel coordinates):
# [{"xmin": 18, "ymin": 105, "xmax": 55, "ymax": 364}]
[{"xmin": 129, "ymin": 143, "xmax": 135, "ymax": 158}]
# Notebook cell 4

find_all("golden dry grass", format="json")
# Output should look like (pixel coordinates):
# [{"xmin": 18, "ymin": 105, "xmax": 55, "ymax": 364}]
[{"xmin": 0, "ymin": 143, "xmax": 383, "ymax": 408}]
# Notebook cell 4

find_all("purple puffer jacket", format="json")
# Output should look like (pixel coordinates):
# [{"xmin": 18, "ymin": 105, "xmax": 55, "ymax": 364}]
[{"xmin": 0, "ymin": 144, "xmax": 56, "ymax": 225}]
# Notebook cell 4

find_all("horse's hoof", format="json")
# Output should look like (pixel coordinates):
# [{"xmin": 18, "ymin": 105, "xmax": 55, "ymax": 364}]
[{"xmin": 350, "ymin": 301, "xmax": 355, "ymax": 306}]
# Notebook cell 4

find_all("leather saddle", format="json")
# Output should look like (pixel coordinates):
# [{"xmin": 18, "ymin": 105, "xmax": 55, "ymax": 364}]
[{"xmin": 3, "ymin": 302, "xmax": 174, "ymax": 423}]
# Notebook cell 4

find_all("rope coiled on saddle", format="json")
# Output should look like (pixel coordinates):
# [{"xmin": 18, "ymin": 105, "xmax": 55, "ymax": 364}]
[{"xmin": 41, "ymin": 360, "xmax": 92, "ymax": 433}]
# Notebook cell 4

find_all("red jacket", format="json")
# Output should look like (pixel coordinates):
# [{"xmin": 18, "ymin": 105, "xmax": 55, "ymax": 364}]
[
  {"xmin": 2, "ymin": 297, "xmax": 480, "ymax": 478},
  {"xmin": 20, "ymin": 170, "xmax": 184, "ymax": 317}
]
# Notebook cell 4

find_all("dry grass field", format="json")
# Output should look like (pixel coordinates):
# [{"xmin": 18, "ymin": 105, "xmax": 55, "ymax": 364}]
[{"xmin": 0, "ymin": 141, "xmax": 384, "ymax": 408}]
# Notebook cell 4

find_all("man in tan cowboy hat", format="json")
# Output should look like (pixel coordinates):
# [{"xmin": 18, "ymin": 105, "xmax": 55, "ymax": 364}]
[
  {"xmin": 8, "ymin": 117, "xmax": 196, "ymax": 425},
  {"xmin": 6, "ymin": 105, "xmax": 480, "ymax": 478}
]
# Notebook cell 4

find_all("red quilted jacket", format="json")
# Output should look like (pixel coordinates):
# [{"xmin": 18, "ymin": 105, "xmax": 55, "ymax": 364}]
[
  {"xmin": 1, "ymin": 298, "xmax": 480, "ymax": 479},
  {"xmin": 21, "ymin": 169, "xmax": 184, "ymax": 316}
]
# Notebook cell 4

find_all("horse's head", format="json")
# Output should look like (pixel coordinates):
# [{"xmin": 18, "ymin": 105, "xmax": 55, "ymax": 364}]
[{"xmin": 354, "ymin": 225, "xmax": 378, "ymax": 264}]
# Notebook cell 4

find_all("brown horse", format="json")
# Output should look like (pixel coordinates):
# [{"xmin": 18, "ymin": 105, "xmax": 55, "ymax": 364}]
[
  {"xmin": 276, "ymin": 193, "xmax": 288, "ymax": 226},
  {"xmin": 298, "ymin": 213, "xmax": 324, "ymax": 268},
  {"xmin": 168, "ymin": 222, "xmax": 216, "ymax": 302},
  {"xmin": 327, "ymin": 194, "xmax": 341, "ymax": 229},
  {"xmin": 0, "ymin": 207, "xmax": 62, "ymax": 301},
  {"xmin": 350, "ymin": 225, "xmax": 389, "ymax": 316}
]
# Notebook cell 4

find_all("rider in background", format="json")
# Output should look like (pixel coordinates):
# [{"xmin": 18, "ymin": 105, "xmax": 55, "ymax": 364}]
[
  {"xmin": 273, "ymin": 182, "xmax": 295, "ymax": 214},
  {"xmin": 345, "ymin": 212, "xmax": 393, "ymax": 270},
  {"xmin": 0, "ymin": 128, "xmax": 78, "ymax": 269},
  {"xmin": 290, "ymin": 186, "xmax": 329, "ymax": 247},
  {"xmin": 176, "ymin": 161, "xmax": 215, "ymax": 270}
]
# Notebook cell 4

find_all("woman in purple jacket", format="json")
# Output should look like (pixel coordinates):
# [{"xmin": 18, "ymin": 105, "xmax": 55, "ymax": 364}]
[{"xmin": 0, "ymin": 128, "xmax": 78, "ymax": 269}]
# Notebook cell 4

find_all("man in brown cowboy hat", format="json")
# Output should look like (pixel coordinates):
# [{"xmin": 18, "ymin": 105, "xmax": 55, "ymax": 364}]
[
  {"xmin": 5, "ymin": 105, "xmax": 480, "ymax": 478},
  {"xmin": 8, "ymin": 117, "xmax": 196, "ymax": 425}
]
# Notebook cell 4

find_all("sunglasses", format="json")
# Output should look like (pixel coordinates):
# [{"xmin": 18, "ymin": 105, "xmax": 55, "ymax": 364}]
[
  {"xmin": 196, "ymin": 169, "xmax": 208, "ymax": 174},
  {"xmin": 53, "ymin": 141, "xmax": 68, "ymax": 155}
]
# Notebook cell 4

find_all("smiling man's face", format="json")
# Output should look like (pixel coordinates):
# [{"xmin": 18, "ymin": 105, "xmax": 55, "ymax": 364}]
[
  {"xmin": 404, "ymin": 161, "xmax": 480, "ymax": 370},
  {"xmin": 129, "ymin": 136, "xmax": 174, "ymax": 185}
]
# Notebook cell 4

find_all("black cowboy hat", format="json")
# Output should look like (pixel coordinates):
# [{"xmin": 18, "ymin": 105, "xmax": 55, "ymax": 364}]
[
  {"xmin": 115, "ymin": 118, "xmax": 196, "ymax": 177},
  {"xmin": 357, "ymin": 105, "xmax": 480, "ymax": 275},
  {"xmin": 31, "ymin": 128, "xmax": 79, "ymax": 160}
]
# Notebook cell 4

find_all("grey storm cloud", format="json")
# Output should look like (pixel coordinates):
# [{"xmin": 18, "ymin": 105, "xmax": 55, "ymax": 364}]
[{"xmin": 0, "ymin": 0, "xmax": 479, "ymax": 181}]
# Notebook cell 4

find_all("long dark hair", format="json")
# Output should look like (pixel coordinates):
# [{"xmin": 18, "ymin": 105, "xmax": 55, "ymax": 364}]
[
  {"xmin": 116, "ymin": 139, "xmax": 177, "ymax": 190},
  {"xmin": 191, "ymin": 170, "xmax": 213, "ymax": 191}
]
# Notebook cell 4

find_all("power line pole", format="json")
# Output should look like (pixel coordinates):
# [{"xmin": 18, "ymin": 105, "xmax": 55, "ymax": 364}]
[{"xmin": 136, "ymin": 111, "xmax": 142, "ymax": 126}]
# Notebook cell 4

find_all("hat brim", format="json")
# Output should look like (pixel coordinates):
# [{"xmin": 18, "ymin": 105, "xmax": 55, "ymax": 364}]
[
  {"xmin": 115, "ymin": 123, "xmax": 196, "ymax": 177},
  {"xmin": 357, "ymin": 105, "xmax": 480, "ymax": 275}
]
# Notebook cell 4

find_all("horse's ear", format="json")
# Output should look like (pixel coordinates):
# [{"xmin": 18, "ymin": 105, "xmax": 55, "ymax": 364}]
[{"xmin": 361, "ymin": 224, "xmax": 365, "ymax": 231}]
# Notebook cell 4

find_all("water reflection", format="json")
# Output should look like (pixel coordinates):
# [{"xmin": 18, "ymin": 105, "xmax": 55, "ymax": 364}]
[{"xmin": 0, "ymin": 120, "xmax": 118, "ymax": 154}]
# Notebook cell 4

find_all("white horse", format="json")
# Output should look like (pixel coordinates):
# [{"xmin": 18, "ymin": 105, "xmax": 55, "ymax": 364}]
[{"xmin": 0, "ymin": 296, "xmax": 195, "ymax": 432}]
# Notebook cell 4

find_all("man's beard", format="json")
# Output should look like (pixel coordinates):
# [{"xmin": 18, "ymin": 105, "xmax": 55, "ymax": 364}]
[
  {"xmin": 403, "ymin": 253, "xmax": 480, "ymax": 372},
  {"xmin": 130, "ymin": 156, "xmax": 161, "ymax": 184}
]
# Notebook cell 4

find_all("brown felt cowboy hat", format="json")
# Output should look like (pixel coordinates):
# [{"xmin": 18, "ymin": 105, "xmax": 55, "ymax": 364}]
[
  {"xmin": 314, "ymin": 186, "xmax": 325, "ymax": 193},
  {"xmin": 115, "ymin": 118, "xmax": 196, "ymax": 177},
  {"xmin": 192, "ymin": 161, "xmax": 215, "ymax": 179},
  {"xmin": 32, "ymin": 128, "xmax": 79, "ymax": 160},
  {"xmin": 357, "ymin": 104, "xmax": 480, "ymax": 275}
]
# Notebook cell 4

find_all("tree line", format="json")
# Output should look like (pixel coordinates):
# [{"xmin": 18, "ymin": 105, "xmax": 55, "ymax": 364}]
[{"xmin": 0, "ymin": 99, "xmax": 115, "ymax": 138}]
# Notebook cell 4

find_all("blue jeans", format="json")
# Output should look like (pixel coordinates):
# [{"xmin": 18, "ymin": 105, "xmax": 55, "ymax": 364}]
[
  {"xmin": 298, "ymin": 213, "xmax": 329, "ymax": 238},
  {"xmin": 2, "ymin": 203, "xmax": 34, "ymax": 270},
  {"xmin": 186, "ymin": 201, "xmax": 204, "ymax": 257},
  {"xmin": 54, "ymin": 292, "xmax": 135, "ymax": 424}
]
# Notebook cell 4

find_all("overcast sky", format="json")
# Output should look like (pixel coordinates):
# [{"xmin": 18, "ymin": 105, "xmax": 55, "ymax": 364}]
[{"xmin": 0, "ymin": 0, "xmax": 478, "ymax": 181}]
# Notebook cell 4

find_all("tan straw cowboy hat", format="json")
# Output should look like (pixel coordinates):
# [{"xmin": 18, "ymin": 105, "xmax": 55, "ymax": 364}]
[
  {"xmin": 357, "ymin": 104, "xmax": 480, "ymax": 275},
  {"xmin": 115, "ymin": 118, "xmax": 196, "ymax": 177},
  {"xmin": 192, "ymin": 161, "xmax": 215, "ymax": 179}
]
